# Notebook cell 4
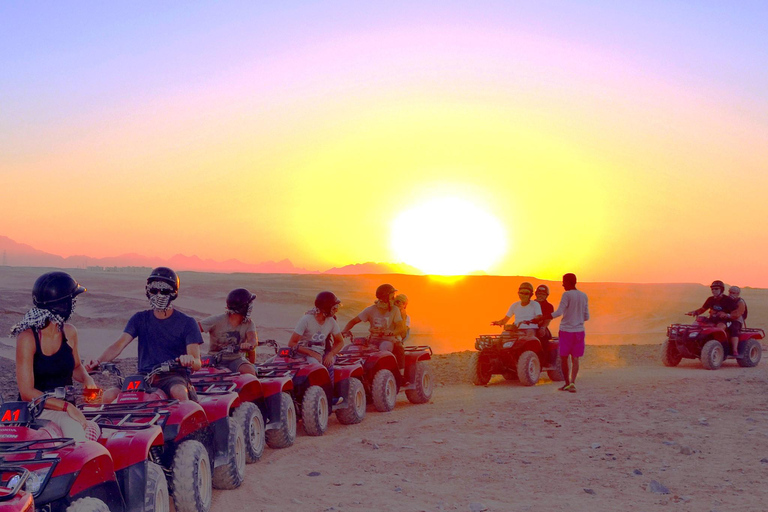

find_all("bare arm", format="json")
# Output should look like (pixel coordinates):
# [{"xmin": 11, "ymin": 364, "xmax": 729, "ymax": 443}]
[
  {"xmin": 341, "ymin": 316, "xmax": 362, "ymax": 335},
  {"xmin": 86, "ymin": 332, "xmax": 134, "ymax": 370},
  {"xmin": 492, "ymin": 315, "xmax": 511, "ymax": 326},
  {"xmin": 180, "ymin": 343, "xmax": 202, "ymax": 371}
]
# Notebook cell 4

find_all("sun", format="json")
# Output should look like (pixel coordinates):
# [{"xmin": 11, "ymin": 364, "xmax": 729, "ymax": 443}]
[{"xmin": 391, "ymin": 197, "xmax": 508, "ymax": 275}]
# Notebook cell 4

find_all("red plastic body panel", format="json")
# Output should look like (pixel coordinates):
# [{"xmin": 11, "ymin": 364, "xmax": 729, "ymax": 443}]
[
  {"xmin": 100, "ymin": 426, "xmax": 163, "ymax": 471},
  {"xmin": 197, "ymin": 393, "xmax": 240, "ymax": 423},
  {"xmin": 169, "ymin": 401, "xmax": 209, "ymax": 442},
  {"xmin": 0, "ymin": 491, "xmax": 33, "ymax": 512},
  {"xmin": 65, "ymin": 444, "xmax": 118, "ymax": 496}
]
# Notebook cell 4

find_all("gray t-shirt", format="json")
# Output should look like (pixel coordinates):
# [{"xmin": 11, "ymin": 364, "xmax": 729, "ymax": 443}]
[
  {"xmin": 294, "ymin": 314, "xmax": 341, "ymax": 356},
  {"xmin": 200, "ymin": 313, "xmax": 256, "ymax": 360},
  {"xmin": 551, "ymin": 289, "xmax": 590, "ymax": 332},
  {"xmin": 357, "ymin": 305, "xmax": 403, "ymax": 337}
]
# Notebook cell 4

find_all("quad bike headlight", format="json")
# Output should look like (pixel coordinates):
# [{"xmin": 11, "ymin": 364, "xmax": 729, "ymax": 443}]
[
  {"xmin": 688, "ymin": 332, "xmax": 699, "ymax": 339},
  {"xmin": 24, "ymin": 467, "xmax": 50, "ymax": 494}
]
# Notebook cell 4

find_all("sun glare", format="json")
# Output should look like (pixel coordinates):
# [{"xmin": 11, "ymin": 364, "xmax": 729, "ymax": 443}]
[{"xmin": 391, "ymin": 197, "xmax": 508, "ymax": 275}]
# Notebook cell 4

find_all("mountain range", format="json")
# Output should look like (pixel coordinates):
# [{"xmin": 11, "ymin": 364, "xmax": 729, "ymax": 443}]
[{"xmin": 0, "ymin": 236, "xmax": 422, "ymax": 275}]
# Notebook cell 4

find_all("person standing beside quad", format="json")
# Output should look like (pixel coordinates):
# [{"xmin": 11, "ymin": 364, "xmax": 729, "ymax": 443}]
[
  {"xmin": 199, "ymin": 288, "xmax": 259, "ymax": 375},
  {"xmin": 552, "ymin": 273, "xmax": 589, "ymax": 393},
  {"xmin": 87, "ymin": 267, "xmax": 203, "ymax": 402},
  {"xmin": 341, "ymin": 284, "xmax": 406, "ymax": 352},
  {"xmin": 491, "ymin": 282, "xmax": 541, "ymax": 339},
  {"xmin": 686, "ymin": 280, "xmax": 736, "ymax": 330},
  {"xmin": 13, "ymin": 271, "xmax": 99, "ymax": 441}
]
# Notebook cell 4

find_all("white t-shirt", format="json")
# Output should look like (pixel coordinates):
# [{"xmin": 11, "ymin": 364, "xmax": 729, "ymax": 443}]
[
  {"xmin": 294, "ymin": 314, "xmax": 341, "ymax": 356},
  {"xmin": 505, "ymin": 301, "xmax": 542, "ymax": 329}
]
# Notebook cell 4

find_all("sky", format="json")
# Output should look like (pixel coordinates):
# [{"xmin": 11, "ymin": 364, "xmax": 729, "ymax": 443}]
[{"xmin": 1, "ymin": 1, "xmax": 767, "ymax": 285}]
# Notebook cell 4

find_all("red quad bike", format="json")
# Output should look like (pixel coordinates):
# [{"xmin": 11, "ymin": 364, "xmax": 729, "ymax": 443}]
[
  {"xmin": 337, "ymin": 335, "xmax": 434, "ymax": 412},
  {"xmin": 194, "ymin": 343, "xmax": 297, "ymax": 450},
  {"xmin": 662, "ymin": 315, "xmax": 765, "ymax": 370},
  {"xmin": 0, "ymin": 388, "xmax": 126, "ymax": 512},
  {"xmin": 257, "ymin": 342, "xmax": 366, "ymax": 436},
  {"xmin": 470, "ymin": 324, "xmax": 564, "ymax": 386},
  {"xmin": 82, "ymin": 361, "xmax": 245, "ymax": 512}
]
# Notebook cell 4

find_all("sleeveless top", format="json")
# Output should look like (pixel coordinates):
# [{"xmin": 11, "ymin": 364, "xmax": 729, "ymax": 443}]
[{"xmin": 32, "ymin": 328, "xmax": 75, "ymax": 392}]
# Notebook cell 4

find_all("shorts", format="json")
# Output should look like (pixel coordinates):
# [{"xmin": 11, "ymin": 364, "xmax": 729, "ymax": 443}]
[
  {"xmin": 221, "ymin": 356, "xmax": 253, "ymax": 373},
  {"xmin": 727, "ymin": 320, "xmax": 742, "ymax": 338},
  {"xmin": 150, "ymin": 371, "xmax": 197, "ymax": 401},
  {"xmin": 559, "ymin": 331, "xmax": 586, "ymax": 358},
  {"xmin": 39, "ymin": 409, "xmax": 86, "ymax": 441}
]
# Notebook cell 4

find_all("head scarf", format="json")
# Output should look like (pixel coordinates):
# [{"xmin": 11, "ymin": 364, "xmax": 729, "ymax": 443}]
[{"xmin": 10, "ymin": 306, "xmax": 69, "ymax": 336}]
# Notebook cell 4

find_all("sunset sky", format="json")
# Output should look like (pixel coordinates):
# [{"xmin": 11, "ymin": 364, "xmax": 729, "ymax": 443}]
[{"xmin": 2, "ymin": 2, "xmax": 767, "ymax": 285}]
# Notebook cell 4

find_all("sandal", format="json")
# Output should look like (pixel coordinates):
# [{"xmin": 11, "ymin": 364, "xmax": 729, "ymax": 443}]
[
  {"xmin": 568, "ymin": 384, "xmax": 577, "ymax": 393},
  {"xmin": 559, "ymin": 384, "xmax": 572, "ymax": 391}
]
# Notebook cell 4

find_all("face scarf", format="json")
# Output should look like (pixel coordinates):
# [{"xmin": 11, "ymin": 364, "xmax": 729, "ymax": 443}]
[
  {"xmin": 227, "ymin": 301, "xmax": 254, "ymax": 318},
  {"xmin": 147, "ymin": 281, "xmax": 174, "ymax": 311},
  {"xmin": 10, "ymin": 305, "xmax": 69, "ymax": 337}
]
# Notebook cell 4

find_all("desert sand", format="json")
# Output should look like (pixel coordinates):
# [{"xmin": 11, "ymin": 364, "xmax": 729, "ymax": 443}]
[{"xmin": 2, "ymin": 266, "xmax": 767, "ymax": 511}]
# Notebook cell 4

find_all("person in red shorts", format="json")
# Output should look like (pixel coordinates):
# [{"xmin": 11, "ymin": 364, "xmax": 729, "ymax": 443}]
[{"xmin": 551, "ymin": 273, "xmax": 589, "ymax": 393}]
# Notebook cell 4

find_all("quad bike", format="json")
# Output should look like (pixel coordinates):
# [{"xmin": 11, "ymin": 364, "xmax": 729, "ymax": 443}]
[
  {"xmin": 82, "ymin": 360, "xmax": 245, "ymax": 512},
  {"xmin": 195, "ymin": 342, "xmax": 296, "ymax": 450},
  {"xmin": 257, "ymin": 342, "xmax": 366, "ymax": 436},
  {"xmin": 470, "ymin": 324, "xmax": 564, "ymax": 386},
  {"xmin": 662, "ymin": 314, "xmax": 765, "ymax": 370},
  {"xmin": 337, "ymin": 334, "xmax": 434, "ymax": 412},
  {"xmin": 0, "ymin": 388, "xmax": 127, "ymax": 512}
]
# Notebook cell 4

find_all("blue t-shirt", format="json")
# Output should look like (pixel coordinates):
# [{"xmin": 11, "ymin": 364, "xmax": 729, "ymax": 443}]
[{"xmin": 124, "ymin": 310, "xmax": 204, "ymax": 372}]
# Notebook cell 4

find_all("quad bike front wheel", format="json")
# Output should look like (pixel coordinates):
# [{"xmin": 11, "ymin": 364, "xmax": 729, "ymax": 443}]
[
  {"xmin": 372, "ymin": 369, "xmax": 398, "ymax": 412},
  {"xmin": 145, "ymin": 461, "xmax": 171, "ymax": 512},
  {"xmin": 405, "ymin": 361, "xmax": 433, "ymax": 404},
  {"xmin": 701, "ymin": 339, "xmax": 724, "ymax": 370},
  {"xmin": 661, "ymin": 338, "xmax": 683, "ymax": 367},
  {"xmin": 469, "ymin": 352, "xmax": 492, "ymax": 386},
  {"xmin": 66, "ymin": 498, "xmax": 110, "ymax": 512},
  {"xmin": 517, "ymin": 351, "xmax": 541, "ymax": 386},
  {"xmin": 737, "ymin": 339, "xmax": 762, "ymax": 368},
  {"xmin": 336, "ymin": 377, "xmax": 367, "ymax": 425},
  {"xmin": 171, "ymin": 439, "xmax": 212, "ymax": 512},
  {"xmin": 302, "ymin": 385, "xmax": 329, "ymax": 436},
  {"xmin": 265, "ymin": 392, "xmax": 297, "ymax": 449},
  {"xmin": 234, "ymin": 402, "xmax": 265, "ymax": 463},
  {"xmin": 212, "ymin": 417, "xmax": 245, "ymax": 489}
]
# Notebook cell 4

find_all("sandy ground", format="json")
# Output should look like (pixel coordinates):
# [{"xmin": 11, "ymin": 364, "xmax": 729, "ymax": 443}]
[
  {"xmin": 2, "ymin": 267, "xmax": 768, "ymax": 511},
  {"xmin": 3, "ymin": 346, "xmax": 768, "ymax": 512}
]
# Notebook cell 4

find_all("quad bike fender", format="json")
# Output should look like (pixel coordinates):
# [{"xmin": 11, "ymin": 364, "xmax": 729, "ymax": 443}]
[
  {"xmin": 198, "ymin": 393, "xmax": 241, "ymax": 423},
  {"xmin": 512, "ymin": 338, "xmax": 543, "ymax": 356},
  {"xmin": 403, "ymin": 348, "xmax": 431, "ymax": 370},
  {"xmin": 367, "ymin": 352, "xmax": 399, "ymax": 376},
  {"xmin": 52, "ymin": 441, "xmax": 113, "ymax": 481},
  {"xmin": 62, "ymin": 443, "xmax": 126, "ymax": 511},
  {"xmin": 306, "ymin": 367, "xmax": 332, "ymax": 389},
  {"xmin": 699, "ymin": 329, "xmax": 728, "ymax": 343},
  {"xmin": 234, "ymin": 375, "xmax": 263, "ymax": 403},
  {"xmin": 742, "ymin": 329, "xmax": 765, "ymax": 341},
  {"xmin": 102, "ymin": 426, "xmax": 163, "ymax": 472},
  {"xmin": 167, "ymin": 402, "xmax": 209, "ymax": 443},
  {"xmin": 332, "ymin": 363, "xmax": 364, "ymax": 384}
]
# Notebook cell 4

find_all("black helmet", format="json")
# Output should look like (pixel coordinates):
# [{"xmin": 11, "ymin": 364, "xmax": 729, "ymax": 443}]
[
  {"xmin": 227, "ymin": 288, "xmax": 256, "ymax": 316},
  {"xmin": 710, "ymin": 280, "xmax": 725, "ymax": 291},
  {"xmin": 32, "ymin": 271, "xmax": 86, "ymax": 319},
  {"xmin": 147, "ymin": 267, "xmax": 179, "ymax": 292},
  {"xmin": 375, "ymin": 284, "xmax": 397, "ymax": 301},
  {"xmin": 315, "ymin": 291, "xmax": 341, "ymax": 317}
]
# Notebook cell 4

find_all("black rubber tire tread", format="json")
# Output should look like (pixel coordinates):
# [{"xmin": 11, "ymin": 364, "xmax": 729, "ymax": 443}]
[
  {"xmin": 145, "ymin": 461, "xmax": 170, "ymax": 512},
  {"xmin": 171, "ymin": 439, "xmax": 212, "ymax": 512},
  {"xmin": 65, "ymin": 498, "xmax": 110, "ymax": 512},
  {"xmin": 265, "ymin": 392, "xmax": 297, "ymax": 449},
  {"xmin": 405, "ymin": 361, "xmax": 433, "ymax": 404},
  {"xmin": 301, "ymin": 385, "xmax": 329, "ymax": 436},
  {"xmin": 546, "ymin": 365, "xmax": 565, "ymax": 382},
  {"xmin": 469, "ymin": 352, "xmax": 491, "ymax": 386},
  {"xmin": 233, "ymin": 402, "xmax": 265, "ymax": 463},
  {"xmin": 661, "ymin": 339, "xmax": 683, "ymax": 367},
  {"xmin": 737, "ymin": 338, "xmax": 762, "ymax": 368},
  {"xmin": 516, "ymin": 350, "xmax": 541, "ymax": 386},
  {"xmin": 212, "ymin": 417, "xmax": 245, "ymax": 490},
  {"xmin": 701, "ymin": 339, "xmax": 724, "ymax": 370},
  {"xmin": 336, "ymin": 377, "xmax": 367, "ymax": 425},
  {"xmin": 371, "ymin": 369, "xmax": 397, "ymax": 412}
]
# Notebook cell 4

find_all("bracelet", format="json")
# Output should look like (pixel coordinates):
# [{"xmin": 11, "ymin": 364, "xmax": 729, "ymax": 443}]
[{"xmin": 62, "ymin": 402, "xmax": 70, "ymax": 412}]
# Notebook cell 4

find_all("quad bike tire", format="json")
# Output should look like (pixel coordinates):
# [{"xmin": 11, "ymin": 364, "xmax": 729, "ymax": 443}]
[
  {"xmin": 737, "ymin": 339, "xmax": 762, "ymax": 368},
  {"xmin": 372, "ymin": 369, "xmax": 397, "ymax": 412},
  {"xmin": 265, "ymin": 392, "xmax": 297, "ymax": 449},
  {"xmin": 234, "ymin": 402, "xmax": 265, "ymax": 463},
  {"xmin": 406, "ymin": 361, "xmax": 434, "ymax": 404},
  {"xmin": 65, "ymin": 498, "xmax": 110, "ymax": 512},
  {"xmin": 302, "ymin": 385, "xmax": 329, "ymax": 436},
  {"xmin": 517, "ymin": 350, "xmax": 541, "ymax": 386},
  {"xmin": 661, "ymin": 338, "xmax": 683, "ymax": 367},
  {"xmin": 469, "ymin": 352, "xmax": 491, "ymax": 386},
  {"xmin": 212, "ymin": 417, "xmax": 246, "ymax": 490},
  {"xmin": 171, "ymin": 439, "xmax": 212, "ymax": 512},
  {"xmin": 546, "ymin": 364, "xmax": 565, "ymax": 382},
  {"xmin": 145, "ymin": 461, "xmax": 171, "ymax": 512},
  {"xmin": 336, "ymin": 377, "xmax": 367, "ymax": 425},
  {"xmin": 701, "ymin": 339, "xmax": 724, "ymax": 370}
]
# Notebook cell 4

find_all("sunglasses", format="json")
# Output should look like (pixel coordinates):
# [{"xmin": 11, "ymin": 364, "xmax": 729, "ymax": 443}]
[
  {"xmin": 148, "ymin": 288, "xmax": 175, "ymax": 296},
  {"xmin": 518, "ymin": 291, "xmax": 531, "ymax": 296}
]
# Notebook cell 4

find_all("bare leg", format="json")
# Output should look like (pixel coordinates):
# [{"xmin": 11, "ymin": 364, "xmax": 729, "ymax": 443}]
[
  {"xmin": 238, "ymin": 362, "xmax": 257, "ymax": 375},
  {"xmin": 170, "ymin": 383, "xmax": 190, "ymax": 401},
  {"xmin": 560, "ymin": 356, "xmax": 570, "ymax": 386},
  {"xmin": 102, "ymin": 387, "xmax": 120, "ymax": 404},
  {"xmin": 571, "ymin": 357, "xmax": 580, "ymax": 384},
  {"xmin": 731, "ymin": 337, "xmax": 740, "ymax": 357}
]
